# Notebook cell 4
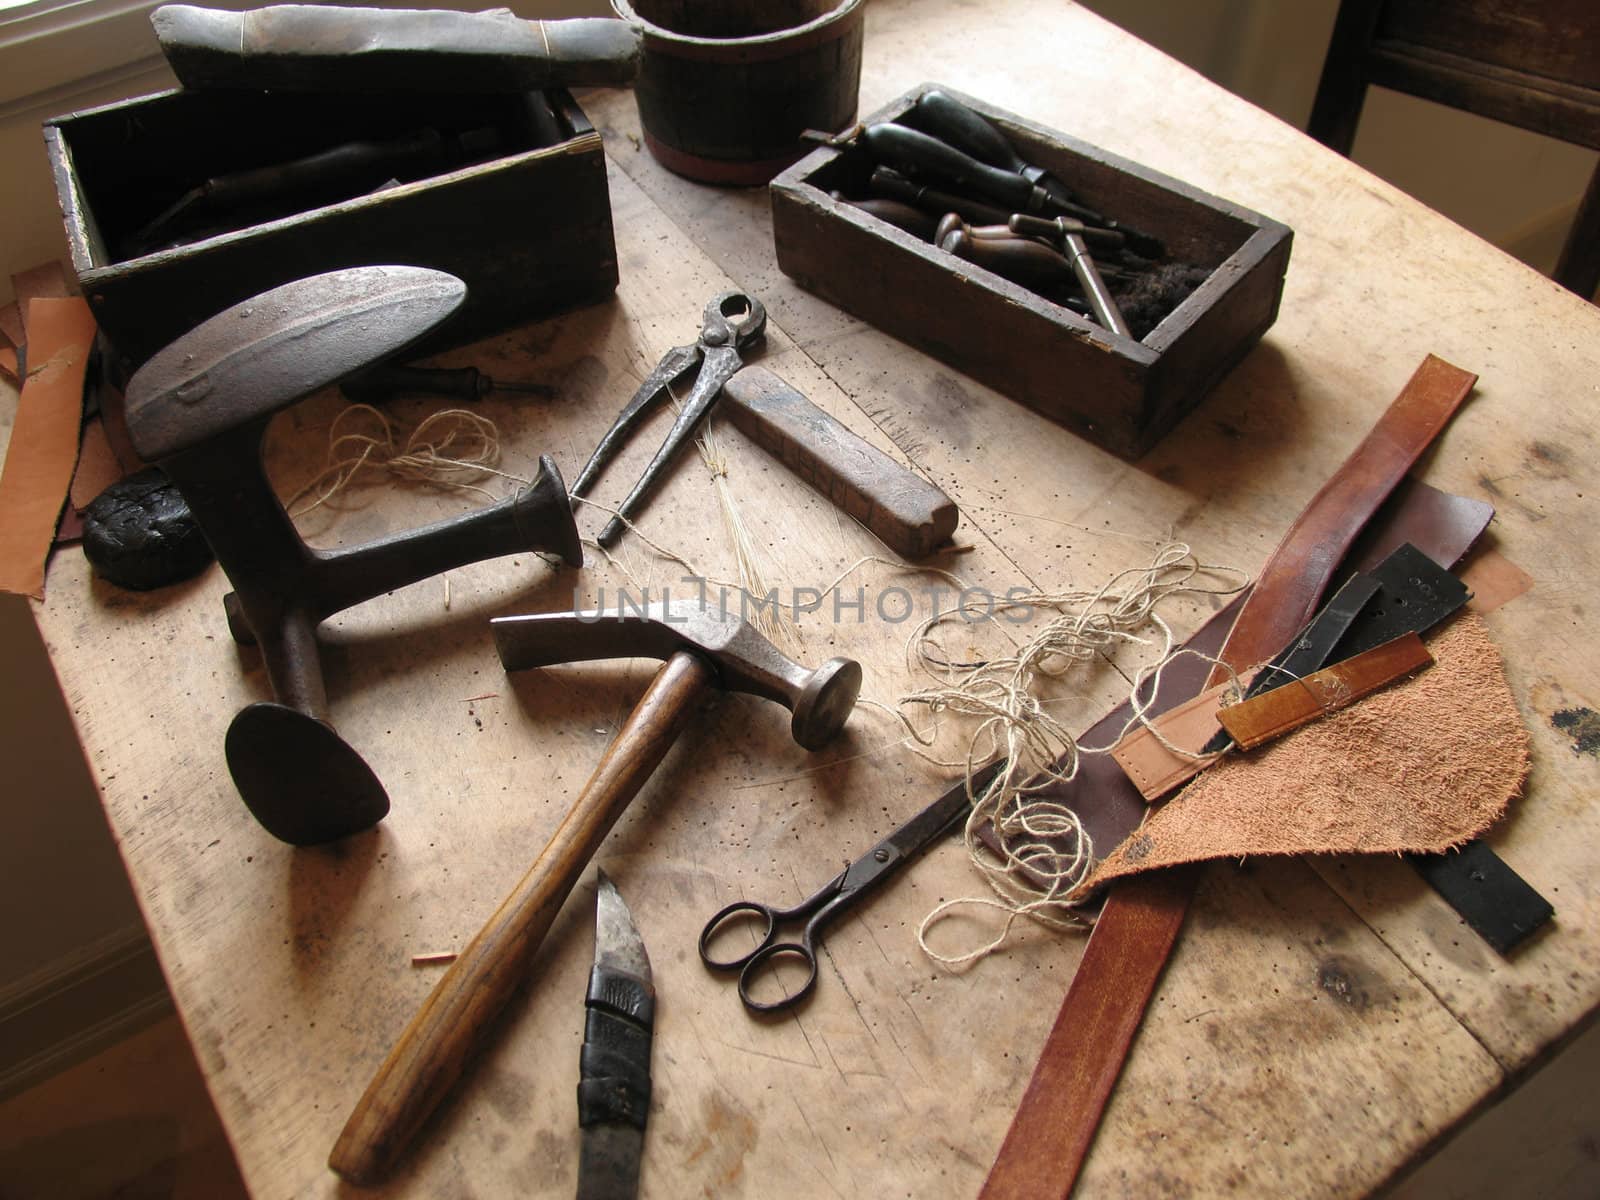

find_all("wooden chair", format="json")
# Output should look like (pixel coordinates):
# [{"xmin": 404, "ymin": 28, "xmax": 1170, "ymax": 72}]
[{"xmin": 1308, "ymin": 0, "xmax": 1600, "ymax": 298}]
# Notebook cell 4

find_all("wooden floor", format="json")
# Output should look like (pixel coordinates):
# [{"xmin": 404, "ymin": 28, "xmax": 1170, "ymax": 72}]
[
  {"xmin": 0, "ymin": 1015, "xmax": 246, "ymax": 1200},
  {"xmin": 0, "ymin": 1007, "xmax": 1594, "ymax": 1197}
]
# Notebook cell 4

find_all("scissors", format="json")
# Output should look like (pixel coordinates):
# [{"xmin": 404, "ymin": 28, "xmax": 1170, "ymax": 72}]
[
  {"xmin": 699, "ymin": 761, "xmax": 1006, "ymax": 1013},
  {"xmin": 569, "ymin": 290, "xmax": 766, "ymax": 548}
]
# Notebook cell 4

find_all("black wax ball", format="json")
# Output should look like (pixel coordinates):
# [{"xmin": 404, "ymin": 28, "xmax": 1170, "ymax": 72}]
[{"xmin": 82, "ymin": 467, "xmax": 213, "ymax": 591}]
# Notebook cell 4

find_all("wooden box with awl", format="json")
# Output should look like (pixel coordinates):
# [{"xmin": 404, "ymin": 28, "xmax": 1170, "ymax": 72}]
[
  {"xmin": 573, "ymin": 290, "xmax": 959, "ymax": 558},
  {"xmin": 772, "ymin": 82, "xmax": 1294, "ymax": 458}
]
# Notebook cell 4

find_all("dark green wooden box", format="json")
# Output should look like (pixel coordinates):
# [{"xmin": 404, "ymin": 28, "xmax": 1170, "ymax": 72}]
[
  {"xmin": 44, "ymin": 86, "xmax": 618, "ymax": 371},
  {"xmin": 770, "ymin": 83, "xmax": 1293, "ymax": 459}
]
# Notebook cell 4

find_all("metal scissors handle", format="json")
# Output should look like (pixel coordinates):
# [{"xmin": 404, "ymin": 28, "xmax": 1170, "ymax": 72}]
[
  {"xmin": 698, "ymin": 870, "xmax": 845, "ymax": 1014},
  {"xmin": 699, "ymin": 762, "xmax": 1004, "ymax": 1013},
  {"xmin": 570, "ymin": 291, "xmax": 766, "ymax": 547}
]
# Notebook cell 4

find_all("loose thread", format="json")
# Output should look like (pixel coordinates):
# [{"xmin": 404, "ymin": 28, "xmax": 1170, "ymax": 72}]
[
  {"xmin": 694, "ymin": 415, "xmax": 793, "ymax": 646},
  {"xmin": 285, "ymin": 404, "xmax": 527, "ymax": 516},
  {"xmin": 569, "ymin": 489, "xmax": 775, "ymax": 618},
  {"xmin": 880, "ymin": 543, "xmax": 1249, "ymax": 967}
]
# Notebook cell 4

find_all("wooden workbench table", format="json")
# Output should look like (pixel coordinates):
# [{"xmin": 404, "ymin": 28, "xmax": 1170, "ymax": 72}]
[{"xmin": 26, "ymin": 0, "xmax": 1600, "ymax": 1195}]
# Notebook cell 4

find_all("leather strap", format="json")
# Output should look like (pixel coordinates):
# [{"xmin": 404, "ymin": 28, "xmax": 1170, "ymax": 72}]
[
  {"xmin": 1216, "ymin": 632, "xmax": 1432, "ymax": 749},
  {"xmin": 979, "ymin": 355, "xmax": 1477, "ymax": 1200},
  {"xmin": 1197, "ymin": 571, "xmax": 1383, "ymax": 755},
  {"xmin": 1408, "ymin": 841, "xmax": 1554, "ymax": 956}
]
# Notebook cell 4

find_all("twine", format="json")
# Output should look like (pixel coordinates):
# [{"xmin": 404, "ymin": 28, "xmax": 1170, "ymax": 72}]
[
  {"xmin": 871, "ymin": 543, "xmax": 1248, "ymax": 967},
  {"xmin": 286, "ymin": 404, "xmax": 524, "ymax": 516},
  {"xmin": 576, "ymin": 338, "xmax": 793, "ymax": 642},
  {"xmin": 694, "ymin": 417, "xmax": 793, "ymax": 646}
]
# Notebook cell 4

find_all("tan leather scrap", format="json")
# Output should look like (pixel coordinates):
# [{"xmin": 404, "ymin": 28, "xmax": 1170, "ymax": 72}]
[
  {"xmin": 1086, "ymin": 614, "xmax": 1525, "ymax": 890},
  {"xmin": 1216, "ymin": 632, "xmax": 1432, "ymax": 750},
  {"xmin": 1110, "ymin": 678, "xmax": 1246, "ymax": 801},
  {"xmin": 1460, "ymin": 547, "xmax": 1535, "ymax": 615},
  {"xmin": 1113, "ymin": 634, "xmax": 1433, "ymax": 799}
]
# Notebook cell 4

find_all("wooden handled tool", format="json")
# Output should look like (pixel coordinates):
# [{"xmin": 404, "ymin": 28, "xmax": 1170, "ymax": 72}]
[
  {"xmin": 329, "ymin": 603, "xmax": 861, "ymax": 1184},
  {"xmin": 328, "ymin": 654, "xmax": 708, "ymax": 1186},
  {"xmin": 1007, "ymin": 214, "xmax": 1133, "ymax": 337},
  {"xmin": 721, "ymin": 366, "xmax": 959, "ymax": 558}
]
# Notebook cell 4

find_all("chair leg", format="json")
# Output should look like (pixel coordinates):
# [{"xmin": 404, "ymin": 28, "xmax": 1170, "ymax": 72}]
[
  {"xmin": 1554, "ymin": 160, "xmax": 1600, "ymax": 301},
  {"xmin": 1307, "ymin": 0, "xmax": 1385, "ymax": 155}
]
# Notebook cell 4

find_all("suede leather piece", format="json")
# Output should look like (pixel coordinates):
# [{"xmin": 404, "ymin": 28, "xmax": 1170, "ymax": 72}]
[{"xmin": 1085, "ymin": 614, "xmax": 1526, "ymax": 889}]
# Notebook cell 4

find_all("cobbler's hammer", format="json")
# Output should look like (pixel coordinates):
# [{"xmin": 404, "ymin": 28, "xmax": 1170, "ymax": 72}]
[{"xmin": 329, "ymin": 601, "xmax": 860, "ymax": 1184}]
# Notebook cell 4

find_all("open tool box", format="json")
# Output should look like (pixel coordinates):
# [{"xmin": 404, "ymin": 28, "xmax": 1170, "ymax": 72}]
[
  {"xmin": 770, "ymin": 82, "xmax": 1293, "ymax": 458},
  {"xmin": 44, "ymin": 86, "xmax": 618, "ymax": 370}
]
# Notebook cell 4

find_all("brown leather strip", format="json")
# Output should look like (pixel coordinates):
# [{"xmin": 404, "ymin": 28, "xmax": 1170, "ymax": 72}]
[
  {"xmin": 1206, "ymin": 355, "xmax": 1475, "ymax": 681},
  {"xmin": 979, "ymin": 355, "xmax": 1477, "ymax": 1200},
  {"xmin": 1217, "ymin": 632, "xmax": 1432, "ymax": 749},
  {"xmin": 979, "ymin": 866, "xmax": 1197, "ymax": 1200},
  {"xmin": 1110, "ymin": 675, "xmax": 1255, "ymax": 801}
]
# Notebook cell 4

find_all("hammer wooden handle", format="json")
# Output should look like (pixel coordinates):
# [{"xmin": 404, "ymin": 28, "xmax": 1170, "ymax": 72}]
[
  {"xmin": 329, "ymin": 651, "xmax": 713, "ymax": 1185},
  {"xmin": 721, "ymin": 367, "xmax": 959, "ymax": 558}
]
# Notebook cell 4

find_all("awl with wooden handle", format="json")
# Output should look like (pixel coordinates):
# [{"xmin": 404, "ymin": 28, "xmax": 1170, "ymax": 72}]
[
  {"xmin": 151, "ymin": 4, "xmax": 642, "ymax": 93},
  {"xmin": 721, "ymin": 366, "xmax": 959, "ymax": 558}
]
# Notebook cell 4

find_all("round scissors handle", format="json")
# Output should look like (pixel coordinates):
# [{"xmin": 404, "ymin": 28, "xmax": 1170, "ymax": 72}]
[
  {"xmin": 699, "ymin": 899, "xmax": 779, "ymax": 971},
  {"xmin": 736, "ymin": 940, "xmax": 819, "ymax": 1014}
]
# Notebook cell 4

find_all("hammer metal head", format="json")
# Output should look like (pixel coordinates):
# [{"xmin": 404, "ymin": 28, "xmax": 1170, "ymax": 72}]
[{"xmin": 491, "ymin": 601, "xmax": 861, "ymax": 751}]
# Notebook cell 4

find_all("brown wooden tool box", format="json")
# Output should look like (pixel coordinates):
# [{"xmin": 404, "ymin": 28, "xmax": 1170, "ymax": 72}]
[
  {"xmin": 44, "ymin": 86, "xmax": 618, "ymax": 371},
  {"xmin": 770, "ymin": 82, "xmax": 1292, "ymax": 458}
]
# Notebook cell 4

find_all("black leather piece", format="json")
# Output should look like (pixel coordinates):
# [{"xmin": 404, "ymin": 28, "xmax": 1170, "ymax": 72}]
[
  {"xmin": 1258, "ymin": 572, "xmax": 1383, "ymax": 689},
  {"xmin": 1408, "ymin": 840, "xmax": 1555, "ymax": 956},
  {"xmin": 1334, "ymin": 542, "xmax": 1470, "ymax": 657}
]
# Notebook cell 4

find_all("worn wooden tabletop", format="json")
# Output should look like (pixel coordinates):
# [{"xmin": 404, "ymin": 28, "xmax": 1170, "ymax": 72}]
[{"xmin": 25, "ymin": 0, "xmax": 1600, "ymax": 1196}]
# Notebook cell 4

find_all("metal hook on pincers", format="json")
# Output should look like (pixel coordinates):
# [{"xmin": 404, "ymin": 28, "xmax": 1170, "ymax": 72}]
[{"xmin": 570, "ymin": 290, "xmax": 767, "ymax": 548}]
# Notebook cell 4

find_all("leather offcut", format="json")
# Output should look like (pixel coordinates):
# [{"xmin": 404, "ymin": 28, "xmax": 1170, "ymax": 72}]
[
  {"xmin": 1086, "ymin": 613, "xmax": 1527, "ymax": 890},
  {"xmin": 1216, "ymin": 632, "xmax": 1433, "ymax": 750},
  {"xmin": 1110, "ymin": 679, "xmax": 1245, "ymax": 801}
]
